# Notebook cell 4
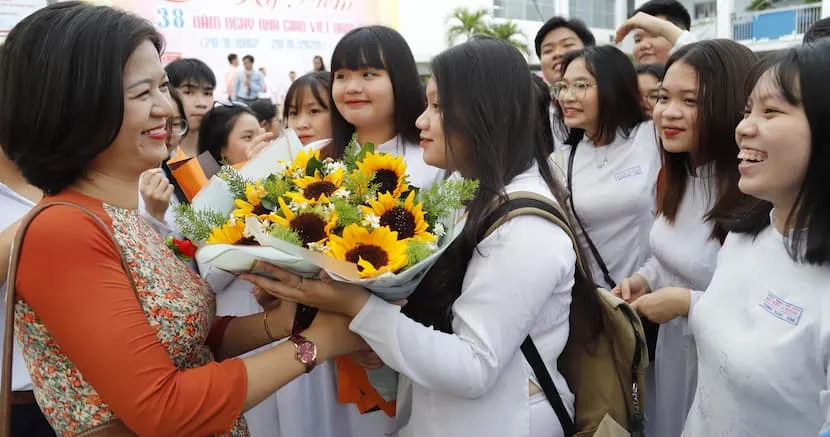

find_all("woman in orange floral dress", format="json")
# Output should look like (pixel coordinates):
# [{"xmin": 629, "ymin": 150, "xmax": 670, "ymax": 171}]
[{"xmin": 0, "ymin": 3, "xmax": 367, "ymax": 436}]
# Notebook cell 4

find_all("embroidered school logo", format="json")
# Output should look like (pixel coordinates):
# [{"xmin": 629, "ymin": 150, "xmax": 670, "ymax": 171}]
[
  {"xmin": 760, "ymin": 292, "xmax": 803, "ymax": 326},
  {"xmin": 614, "ymin": 165, "xmax": 642, "ymax": 182}
]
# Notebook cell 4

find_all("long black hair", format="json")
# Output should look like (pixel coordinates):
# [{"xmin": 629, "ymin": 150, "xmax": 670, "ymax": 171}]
[
  {"xmin": 403, "ymin": 37, "xmax": 601, "ymax": 344},
  {"xmin": 727, "ymin": 40, "xmax": 830, "ymax": 265},
  {"xmin": 328, "ymin": 26, "xmax": 424, "ymax": 159},
  {"xmin": 555, "ymin": 46, "xmax": 647, "ymax": 147}
]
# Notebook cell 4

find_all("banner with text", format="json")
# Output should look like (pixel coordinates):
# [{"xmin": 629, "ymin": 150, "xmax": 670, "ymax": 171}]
[{"xmin": 116, "ymin": 0, "xmax": 392, "ymax": 99}]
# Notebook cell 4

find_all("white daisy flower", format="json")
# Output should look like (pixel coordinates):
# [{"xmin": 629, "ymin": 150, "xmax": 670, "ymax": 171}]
[
  {"xmin": 362, "ymin": 213, "xmax": 381, "ymax": 229},
  {"xmin": 433, "ymin": 222, "xmax": 446, "ymax": 238}
]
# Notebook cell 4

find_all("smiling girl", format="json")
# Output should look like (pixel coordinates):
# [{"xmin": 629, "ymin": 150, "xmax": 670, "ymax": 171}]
[
  {"xmin": 328, "ymin": 25, "xmax": 444, "ymax": 189},
  {"xmin": 613, "ymin": 39, "xmax": 758, "ymax": 437},
  {"xmin": 677, "ymin": 40, "xmax": 830, "ymax": 437}
]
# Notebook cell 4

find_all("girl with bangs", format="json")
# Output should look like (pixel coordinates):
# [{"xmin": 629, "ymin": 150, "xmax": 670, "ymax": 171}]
[
  {"xmin": 259, "ymin": 27, "xmax": 443, "ymax": 437},
  {"xmin": 612, "ymin": 39, "xmax": 758, "ymax": 437},
  {"xmin": 327, "ymin": 25, "xmax": 444, "ymax": 189},
  {"xmin": 678, "ymin": 40, "xmax": 830, "ymax": 437},
  {"xmin": 283, "ymin": 71, "xmax": 333, "ymax": 151}
]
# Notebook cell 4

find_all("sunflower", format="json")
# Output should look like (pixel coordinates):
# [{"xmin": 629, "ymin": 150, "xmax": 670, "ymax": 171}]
[
  {"xmin": 206, "ymin": 220, "xmax": 257, "ymax": 246},
  {"xmin": 232, "ymin": 182, "xmax": 272, "ymax": 219},
  {"xmin": 285, "ymin": 168, "xmax": 344, "ymax": 206},
  {"xmin": 271, "ymin": 197, "xmax": 338, "ymax": 247},
  {"xmin": 327, "ymin": 224, "xmax": 408, "ymax": 278},
  {"xmin": 360, "ymin": 191, "xmax": 435, "ymax": 242},
  {"xmin": 356, "ymin": 152, "xmax": 408, "ymax": 198},
  {"xmin": 285, "ymin": 148, "xmax": 321, "ymax": 178}
]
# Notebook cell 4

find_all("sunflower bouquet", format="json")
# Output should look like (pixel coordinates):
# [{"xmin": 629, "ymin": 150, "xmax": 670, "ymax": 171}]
[{"xmin": 175, "ymin": 132, "xmax": 477, "ymax": 299}]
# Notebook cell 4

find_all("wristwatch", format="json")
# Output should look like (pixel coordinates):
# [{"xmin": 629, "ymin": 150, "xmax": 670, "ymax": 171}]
[{"xmin": 289, "ymin": 334, "xmax": 318, "ymax": 373}]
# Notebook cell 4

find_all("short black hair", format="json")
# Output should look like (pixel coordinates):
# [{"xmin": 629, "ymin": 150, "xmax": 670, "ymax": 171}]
[
  {"xmin": 635, "ymin": 63, "xmax": 666, "ymax": 81},
  {"xmin": 249, "ymin": 99, "xmax": 277, "ymax": 124},
  {"xmin": 534, "ymin": 16, "xmax": 596, "ymax": 57},
  {"xmin": 228, "ymin": 53, "xmax": 238, "ymax": 63},
  {"xmin": 634, "ymin": 0, "xmax": 692, "ymax": 30},
  {"xmin": 804, "ymin": 17, "xmax": 830, "ymax": 43},
  {"xmin": 243, "ymin": 54, "xmax": 254, "ymax": 63},
  {"xmin": 555, "ymin": 46, "xmax": 647, "ymax": 146},
  {"xmin": 165, "ymin": 58, "xmax": 216, "ymax": 89},
  {"xmin": 282, "ymin": 71, "xmax": 331, "ymax": 120},
  {"xmin": 198, "ymin": 104, "xmax": 257, "ymax": 163},
  {"xmin": 0, "ymin": 2, "xmax": 163, "ymax": 195},
  {"xmin": 329, "ymin": 25, "xmax": 424, "ymax": 158}
]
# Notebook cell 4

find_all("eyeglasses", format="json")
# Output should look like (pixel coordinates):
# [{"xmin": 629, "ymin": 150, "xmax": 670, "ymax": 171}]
[
  {"xmin": 214, "ymin": 99, "xmax": 249, "ymax": 109},
  {"xmin": 166, "ymin": 117, "xmax": 188, "ymax": 147},
  {"xmin": 644, "ymin": 91, "xmax": 660, "ymax": 107},
  {"xmin": 166, "ymin": 117, "xmax": 188, "ymax": 137},
  {"xmin": 552, "ymin": 81, "xmax": 595, "ymax": 100}
]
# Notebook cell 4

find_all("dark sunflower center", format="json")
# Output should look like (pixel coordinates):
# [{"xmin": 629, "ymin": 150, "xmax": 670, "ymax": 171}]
[
  {"xmin": 372, "ymin": 169, "xmax": 399, "ymax": 195},
  {"xmin": 237, "ymin": 236, "xmax": 259, "ymax": 246},
  {"xmin": 379, "ymin": 206, "xmax": 416, "ymax": 240},
  {"xmin": 303, "ymin": 181, "xmax": 337, "ymax": 200},
  {"xmin": 290, "ymin": 213, "xmax": 328, "ymax": 246},
  {"xmin": 346, "ymin": 245, "xmax": 389, "ymax": 271},
  {"xmin": 252, "ymin": 203, "xmax": 271, "ymax": 216}
]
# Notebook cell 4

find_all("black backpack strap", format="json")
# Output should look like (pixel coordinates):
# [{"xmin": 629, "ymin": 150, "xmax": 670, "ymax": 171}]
[
  {"xmin": 566, "ymin": 144, "xmax": 617, "ymax": 289},
  {"xmin": 478, "ymin": 194, "xmax": 580, "ymax": 436}
]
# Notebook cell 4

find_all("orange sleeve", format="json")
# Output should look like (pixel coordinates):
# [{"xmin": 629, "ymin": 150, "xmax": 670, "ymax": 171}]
[{"xmin": 16, "ymin": 204, "xmax": 248, "ymax": 436}]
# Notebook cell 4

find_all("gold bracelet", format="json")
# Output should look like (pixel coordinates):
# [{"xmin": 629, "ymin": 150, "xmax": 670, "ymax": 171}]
[{"xmin": 263, "ymin": 310, "xmax": 277, "ymax": 341}]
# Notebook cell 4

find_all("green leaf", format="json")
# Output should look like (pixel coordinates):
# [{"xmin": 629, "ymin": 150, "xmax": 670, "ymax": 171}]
[
  {"xmin": 406, "ymin": 239, "xmax": 434, "ymax": 268},
  {"xmin": 217, "ymin": 166, "xmax": 250, "ymax": 200},
  {"xmin": 173, "ymin": 203, "xmax": 227, "ymax": 243},
  {"xmin": 270, "ymin": 226, "xmax": 303, "ymax": 247},
  {"xmin": 418, "ymin": 178, "xmax": 479, "ymax": 228},
  {"xmin": 260, "ymin": 197, "xmax": 277, "ymax": 212},
  {"xmin": 356, "ymin": 141, "xmax": 374, "ymax": 163},
  {"xmin": 305, "ymin": 156, "xmax": 324, "ymax": 177}
]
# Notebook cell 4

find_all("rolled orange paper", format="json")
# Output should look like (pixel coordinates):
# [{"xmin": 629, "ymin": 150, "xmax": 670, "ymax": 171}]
[
  {"xmin": 336, "ymin": 356, "xmax": 396, "ymax": 417},
  {"xmin": 172, "ymin": 159, "xmax": 209, "ymax": 202}
]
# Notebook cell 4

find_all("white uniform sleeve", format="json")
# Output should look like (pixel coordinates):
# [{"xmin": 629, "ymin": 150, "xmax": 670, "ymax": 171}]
[{"xmin": 350, "ymin": 214, "xmax": 576, "ymax": 399}]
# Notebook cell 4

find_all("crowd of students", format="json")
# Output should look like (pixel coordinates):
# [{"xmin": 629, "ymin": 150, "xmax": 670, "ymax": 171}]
[{"xmin": 1, "ymin": 0, "xmax": 830, "ymax": 436}]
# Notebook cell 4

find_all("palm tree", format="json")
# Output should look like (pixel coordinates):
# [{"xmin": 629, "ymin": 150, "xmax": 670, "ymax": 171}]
[
  {"xmin": 446, "ymin": 7, "xmax": 489, "ymax": 46},
  {"xmin": 484, "ymin": 20, "xmax": 530, "ymax": 54}
]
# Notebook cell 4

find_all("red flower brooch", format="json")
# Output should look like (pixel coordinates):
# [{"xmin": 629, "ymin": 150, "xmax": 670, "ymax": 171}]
[{"xmin": 166, "ymin": 236, "xmax": 197, "ymax": 261}]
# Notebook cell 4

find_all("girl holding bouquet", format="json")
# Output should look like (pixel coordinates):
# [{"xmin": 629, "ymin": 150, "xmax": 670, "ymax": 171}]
[
  {"xmin": 269, "ymin": 25, "xmax": 446, "ymax": 437},
  {"xmin": 244, "ymin": 37, "xmax": 599, "ymax": 437},
  {"xmin": 0, "ymin": 3, "xmax": 366, "ymax": 436}
]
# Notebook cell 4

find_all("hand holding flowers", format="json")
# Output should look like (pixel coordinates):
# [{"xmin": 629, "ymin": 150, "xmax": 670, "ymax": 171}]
[{"xmin": 174, "ymin": 133, "xmax": 478, "ymax": 299}]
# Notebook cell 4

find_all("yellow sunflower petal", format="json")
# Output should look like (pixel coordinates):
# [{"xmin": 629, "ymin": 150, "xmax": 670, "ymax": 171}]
[
  {"xmin": 206, "ymin": 221, "xmax": 246, "ymax": 245},
  {"xmin": 327, "ymin": 225, "xmax": 409, "ymax": 278}
]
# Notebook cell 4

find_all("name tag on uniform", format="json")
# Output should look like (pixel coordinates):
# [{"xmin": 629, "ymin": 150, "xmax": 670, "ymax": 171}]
[
  {"xmin": 760, "ymin": 292, "xmax": 803, "ymax": 326},
  {"xmin": 614, "ymin": 165, "xmax": 642, "ymax": 182}
]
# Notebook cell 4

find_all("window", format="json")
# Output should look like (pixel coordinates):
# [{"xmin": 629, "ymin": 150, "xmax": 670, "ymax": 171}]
[
  {"xmin": 493, "ymin": 0, "xmax": 556, "ymax": 22},
  {"xmin": 569, "ymin": 0, "xmax": 615, "ymax": 29},
  {"xmin": 693, "ymin": 1, "xmax": 717, "ymax": 20}
]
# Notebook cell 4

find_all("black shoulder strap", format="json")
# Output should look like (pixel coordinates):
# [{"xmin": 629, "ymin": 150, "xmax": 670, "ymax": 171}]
[
  {"xmin": 479, "ymin": 195, "xmax": 577, "ymax": 436},
  {"xmin": 566, "ymin": 144, "xmax": 617, "ymax": 289}
]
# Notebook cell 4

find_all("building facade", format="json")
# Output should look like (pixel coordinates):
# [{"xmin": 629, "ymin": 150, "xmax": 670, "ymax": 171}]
[{"xmin": 397, "ymin": 0, "xmax": 830, "ymax": 69}]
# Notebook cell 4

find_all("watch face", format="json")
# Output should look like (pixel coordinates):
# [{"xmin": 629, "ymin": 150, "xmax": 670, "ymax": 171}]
[{"xmin": 297, "ymin": 341, "xmax": 316, "ymax": 363}]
